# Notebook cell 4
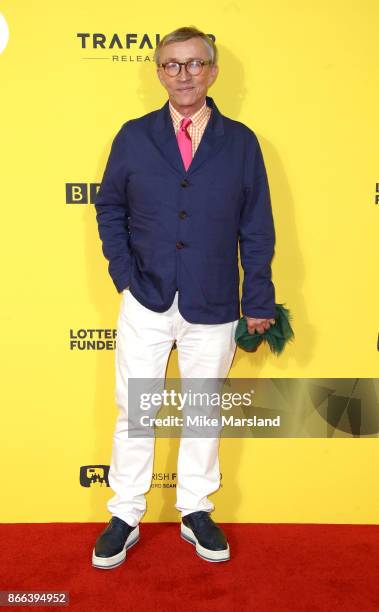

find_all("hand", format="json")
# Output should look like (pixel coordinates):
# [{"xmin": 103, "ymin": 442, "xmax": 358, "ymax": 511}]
[{"xmin": 244, "ymin": 316, "xmax": 276, "ymax": 335}]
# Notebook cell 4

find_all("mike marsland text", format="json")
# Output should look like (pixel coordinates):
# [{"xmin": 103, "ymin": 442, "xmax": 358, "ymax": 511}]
[{"xmin": 139, "ymin": 415, "xmax": 281, "ymax": 427}]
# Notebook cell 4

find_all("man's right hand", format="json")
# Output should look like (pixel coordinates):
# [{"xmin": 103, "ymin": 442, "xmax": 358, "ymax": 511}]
[{"xmin": 244, "ymin": 316, "xmax": 276, "ymax": 335}]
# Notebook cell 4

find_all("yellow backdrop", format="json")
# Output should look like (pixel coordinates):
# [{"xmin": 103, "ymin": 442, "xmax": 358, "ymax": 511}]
[{"xmin": 1, "ymin": 1, "xmax": 378, "ymax": 524}]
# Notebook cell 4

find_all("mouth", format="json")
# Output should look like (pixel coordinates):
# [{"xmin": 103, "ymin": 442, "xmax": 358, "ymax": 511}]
[{"xmin": 177, "ymin": 87, "xmax": 194, "ymax": 92}]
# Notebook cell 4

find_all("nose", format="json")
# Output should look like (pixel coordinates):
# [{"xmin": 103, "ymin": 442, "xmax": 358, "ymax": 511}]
[{"xmin": 177, "ymin": 64, "xmax": 191, "ymax": 81}]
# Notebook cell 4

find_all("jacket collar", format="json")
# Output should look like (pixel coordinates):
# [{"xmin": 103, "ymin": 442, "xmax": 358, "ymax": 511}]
[{"xmin": 151, "ymin": 95, "xmax": 225, "ymax": 176}]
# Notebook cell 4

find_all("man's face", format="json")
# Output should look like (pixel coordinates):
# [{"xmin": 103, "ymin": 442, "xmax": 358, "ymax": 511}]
[{"xmin": 156, "ymin": 37, "xmax": 218, "ymax": 114}]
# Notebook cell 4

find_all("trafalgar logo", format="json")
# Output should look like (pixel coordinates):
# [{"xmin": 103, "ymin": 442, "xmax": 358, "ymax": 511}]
[
  {"xmin": 375, "ymin": 182, "xmax": 379, "ymax": 205},
  {"xmin": 76, "ymin": 31, "xmax": 216, "ymax": 63},
  {"xmin": 0, "ymin": 13, "xmax": 9, "ymax": 54}
]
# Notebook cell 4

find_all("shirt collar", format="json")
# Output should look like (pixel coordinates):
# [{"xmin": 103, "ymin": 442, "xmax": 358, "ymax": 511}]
[{"xmin": 169, "ymin": 100, "xmax": 211, "ymax": 128}]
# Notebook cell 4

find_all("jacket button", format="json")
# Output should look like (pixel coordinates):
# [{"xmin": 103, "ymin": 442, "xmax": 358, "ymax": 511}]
[
  {"xmin": 181, "ymin": 179, "xmax": 189, "ymax": 187},
  {"xmin": 179, "ymin": 211, "xmax": 187, "ymax": 219},
  {"xmin": 176, "ymin": 241, "xmax": 184, "ymax": 249}
]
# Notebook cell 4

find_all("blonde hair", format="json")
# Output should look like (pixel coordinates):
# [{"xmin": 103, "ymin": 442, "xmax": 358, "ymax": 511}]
[{"xmin": 154, "ymin": 26, "xmax": 217, "ymax": 65}]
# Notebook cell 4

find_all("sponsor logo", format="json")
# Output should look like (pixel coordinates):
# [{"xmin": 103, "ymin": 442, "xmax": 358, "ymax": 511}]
[
  {"xmin": 80, "ymin": 465, "xmax": 110, "ymax": 487},
  {"xmin": 66, "ymin": 183, "xmax": 100, "ymax": 204},
  {"xmin": 70, "ymin": 329, "xmax": 116, "ymax": 350},
  {"xmin": 76, "ymin": 32, "xmax": 215, "ymax": 63}
]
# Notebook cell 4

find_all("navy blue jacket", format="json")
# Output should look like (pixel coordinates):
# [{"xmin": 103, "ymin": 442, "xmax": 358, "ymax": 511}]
[{"xmin": 94, "ymin": 95, "xmax": 276, "ymax": 324}]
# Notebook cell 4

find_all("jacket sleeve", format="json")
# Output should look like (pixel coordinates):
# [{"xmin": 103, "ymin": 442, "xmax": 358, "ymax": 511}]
[
  {"xmin": 94, "ymin": 123, "xmax": 132, "ymax": 293},
  {"xmin": 238, "ymin": 131, "xmax": 276, "ymax": 319}
]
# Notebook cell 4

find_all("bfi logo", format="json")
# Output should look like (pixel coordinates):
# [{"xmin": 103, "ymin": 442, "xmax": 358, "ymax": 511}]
[
  {"xmin": 66, "ymin": 183, "xmax": 100, "ymax": 204},
  {"xmin": 376, "ymin": 183, "xmax": 379, "ymax": 205}
]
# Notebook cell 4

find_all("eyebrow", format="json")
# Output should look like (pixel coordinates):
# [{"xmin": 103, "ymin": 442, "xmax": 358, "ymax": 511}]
[{"xmin": 161, "ymin": 56, "xmax": 204, "ymax": 62}]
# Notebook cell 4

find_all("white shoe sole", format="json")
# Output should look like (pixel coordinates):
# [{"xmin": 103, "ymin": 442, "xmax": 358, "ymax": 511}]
[
  {"xmin": 180, "ymin": 523, "xmax": 230, "ymax": 562},
  {"xmin": 92, "ymin": 525, "xmax": 140, "ymax": 569}
]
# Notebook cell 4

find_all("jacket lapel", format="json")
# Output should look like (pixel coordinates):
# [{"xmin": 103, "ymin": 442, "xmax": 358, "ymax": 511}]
[{"xmin": 151, "ymin": 95, "xmax": 225, "ymax": 176}]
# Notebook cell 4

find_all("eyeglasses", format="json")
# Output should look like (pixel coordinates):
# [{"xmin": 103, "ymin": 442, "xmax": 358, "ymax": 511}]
[{"xmin": 158, "ymin": 59, "xmax": 213, "ymax": 77}]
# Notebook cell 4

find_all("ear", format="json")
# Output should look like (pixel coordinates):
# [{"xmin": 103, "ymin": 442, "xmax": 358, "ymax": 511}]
[
  {"xmin": 208, "ymin": 63, "xmax": 219, "ymax": 86},
  {"xmin": 156, "ymin": 67, "xmax": 164, "ymax": 85}
]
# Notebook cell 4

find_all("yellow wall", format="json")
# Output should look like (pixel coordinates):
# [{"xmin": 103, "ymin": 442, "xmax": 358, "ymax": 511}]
[{"xmin": 0, "ymin": 1, "xmax": 378, "ymax": 523}]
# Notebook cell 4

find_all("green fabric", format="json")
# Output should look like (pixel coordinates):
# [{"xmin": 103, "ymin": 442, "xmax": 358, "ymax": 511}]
[{"xmin": 235, "ymin": 303, "xmax": 294, "ymax": 355}]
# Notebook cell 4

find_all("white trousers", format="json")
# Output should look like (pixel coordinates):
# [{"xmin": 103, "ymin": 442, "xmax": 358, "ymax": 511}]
[{"xmin": 107, "ymin": 289, "xmax": 239, "ymax": 527}]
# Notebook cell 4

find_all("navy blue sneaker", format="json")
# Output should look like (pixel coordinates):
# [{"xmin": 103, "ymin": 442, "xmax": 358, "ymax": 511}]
[
  {"xmin": 181, "ymin": 511, "xmax": 230, "ymax": 562},
  {"xmin": 92, "ymin": 516, "xmax": 139, "ymax": 569}
]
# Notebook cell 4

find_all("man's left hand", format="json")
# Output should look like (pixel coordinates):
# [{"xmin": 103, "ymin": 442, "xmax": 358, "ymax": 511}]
[{"xmin": 244, "ymin": 316, "xmax": 276, "ymax": 335}]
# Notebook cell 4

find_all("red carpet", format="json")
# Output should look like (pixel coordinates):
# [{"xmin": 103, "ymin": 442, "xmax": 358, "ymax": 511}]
[{"xmin": 0, "ymin": 523, "xmax": 378, "ymax": 611}]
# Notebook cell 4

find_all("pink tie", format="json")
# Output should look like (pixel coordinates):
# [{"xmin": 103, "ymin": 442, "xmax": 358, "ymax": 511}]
[{"xmin": 177, "ymin": 117, "xmax": 192, "ymax": 171}]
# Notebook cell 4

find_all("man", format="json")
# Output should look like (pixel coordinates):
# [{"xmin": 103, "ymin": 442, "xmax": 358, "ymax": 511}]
[{"xmin": 92, "ymin": 26, "xmax": 276, "ymax": 568}]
